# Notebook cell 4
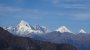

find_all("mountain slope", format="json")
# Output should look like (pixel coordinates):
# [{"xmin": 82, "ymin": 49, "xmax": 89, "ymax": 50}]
[
  {"xmin": 0, "ymin": 27, "xmax": 77, "ymax": 50},
  {"xmin": 41, "ymin": 31, "xmax": 90, "ymax": 50}
]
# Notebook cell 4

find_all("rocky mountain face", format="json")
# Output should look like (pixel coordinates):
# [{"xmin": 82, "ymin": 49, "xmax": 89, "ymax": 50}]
[{"xmin": 0, "ymin": 27, "xmax": 77, "ymax": 50}]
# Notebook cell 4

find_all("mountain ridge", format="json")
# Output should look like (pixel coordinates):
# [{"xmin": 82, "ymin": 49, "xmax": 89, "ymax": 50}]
[
  {"xmin": 4, "ymin": 20, "xmax": 48, "ymax": 37},
  {"xmin": 3, "ymin": 20, "xmax": 88, "ymax": 34}
]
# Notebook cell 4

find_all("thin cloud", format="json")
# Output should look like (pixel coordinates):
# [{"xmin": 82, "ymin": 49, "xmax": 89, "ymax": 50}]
[
  {"xmin": 48, "ymin": 0, "xmax": 90, "ymax": 9},
  {"xmin": 61, "ymin": 4, "xmax": 88, "ymax": 9},
  {"xmin": 56, "ymin": 12, "xmax": 90, "ymax": 20},
  {"xmin": 0, "ymin": 4, "xmax": 60, "ymax": 20},
  {"xmin": 42, "ymin": 0, "xmax": 60, "ymax": 4},
  {"xmin": 54, "ymin": 3, "xmax": 90, "ymax": 9},
  {"xmin": 16, "ymin": 0, "xmax": 25, "ymax": 3},
  {"xmin": 52, "ymin": 0, "xmax": 60, "ymax": 4},
  {"xmin": 0, "ymin": 5, "xmax": 42, "ymax": 19},
  {"xmin": 73, "ymin": 13, "xmax": 90, "ymax": 20}
]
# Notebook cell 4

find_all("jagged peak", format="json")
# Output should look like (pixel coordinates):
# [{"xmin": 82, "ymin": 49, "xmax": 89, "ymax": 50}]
[
  {"xmin": 17, "ymin": 20, "xmax": 32, "ymax": 28},
  {"xmin": 16, "ymin": 20, "xmax": 48, "ymax": 34},
  {"xmin": 56, "ymin": 26, "xmax": 72, "ymax": 33},
  {"xmin": 79, "ymin": 29, "xmax": 87, "ymax": 33},
  {"xmin": 19, "ymin": 20, "xmax": 30, "ymax": 27},
  {"xmin": 16, "ymin": 20, "xmax": 33, "ymax": 32},
  {"xmin": 33, "ymin": 25, "xmax": 48, "ymax": 33}
]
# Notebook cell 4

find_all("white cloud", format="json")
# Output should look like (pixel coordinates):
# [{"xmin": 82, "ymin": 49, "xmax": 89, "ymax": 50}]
[
  {"xmin": 56, "ymin": 12, "xmax": 90, "ymax": 20},
  {"xmin": 42, "ymin": 0, "xmax": 60, "ymax": 4},
  {"xmin": 46, "ymin": 0, "xmax": 90, "ymax": 9},
  {"xmin": 52, "ymin": 0, "xmax": 60, "ymax": 4},
  {"xmin": 54, "ymin": 3, "xmax": 90, "ymax": 9},
  {"xmin": 73, "ymin": 13, "xmax": 90, "ymax": 20},
  {"xmin": 62, "ymin": 4, "xmax": 88, "ymax": 8},
  {"xmin": 0, "ymin": 2, "xmax": 90, "ymax": 21},
  {"xmin": 16, "ymin": 0, "xmax": 25, "ymax": 3},
  {"xmin": 0, "ymin": 4, "xmax": 42, "ymax": 19},
  {"xmin": 0, "ymin": 4, "xmax": 59, "ymax": 20}
]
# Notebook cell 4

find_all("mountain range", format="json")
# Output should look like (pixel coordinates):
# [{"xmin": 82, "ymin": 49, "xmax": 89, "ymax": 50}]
[
  {"xmin": 4, "ymin": 20, "xmax": 87, "ymax": 35},
  {"xmin": 3, "ymin": 20, "xmax": 48, "ymax": 37},
  {"xmin": 2, "ymin": 20, "xmax": 90, "ymax": 50}
]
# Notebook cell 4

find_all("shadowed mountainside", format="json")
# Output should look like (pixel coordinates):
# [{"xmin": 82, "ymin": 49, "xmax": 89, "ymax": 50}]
[{"xmin": 0, "ymin": 27, "xmax": 77, "ymax": 50}]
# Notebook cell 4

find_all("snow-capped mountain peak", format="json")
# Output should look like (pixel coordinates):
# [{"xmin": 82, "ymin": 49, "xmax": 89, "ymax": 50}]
[
  {"xmin": 4, "ymin": 20, "xmax": 48, "ymax": 36},
  {"xmin": 56, "ymin": 26, "xmax": 72, "ymax": 33},
  {"xmin": 17, "ymin": 20, "xmax": 32, "ymax": 29},
  {"xmin": 16, "ymin": 20, "xmax": 34, "ymax": 34},
  {"xmin": 79, "ymin": 29, "xmax": 86, "ymax": 33}
]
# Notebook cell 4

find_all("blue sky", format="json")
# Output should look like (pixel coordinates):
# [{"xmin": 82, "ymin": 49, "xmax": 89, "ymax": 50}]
[{"xmin": 0, "ymin": 0, "xmax": 90, "ymax": 33}]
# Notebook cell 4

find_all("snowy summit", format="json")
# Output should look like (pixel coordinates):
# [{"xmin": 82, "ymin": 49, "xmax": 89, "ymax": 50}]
[
  {"xmin": 16, "ymin": 20, "xmax": 48, "ymax": 34},
  {"xmin": 79, "ymin": 29, "xmax": 87, "ymax": 33},
  {"xmin": 4, "ymin": 20, "xmax": 48, "ymax": 36},
  {"xmin": 56, "ymin": 26, "xmax": 72, "ymax": 33},
  {"xmin": 16, "ymin": 20, "xmax": 33, "ymax": 33}
]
